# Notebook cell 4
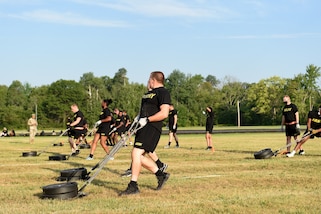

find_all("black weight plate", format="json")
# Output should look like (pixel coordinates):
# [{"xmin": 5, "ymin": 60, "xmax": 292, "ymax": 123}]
[
  {"xmin": 49, "ymin": 155, "xmax": 68, "ymax": 161},
  {"xmin": 60, "ymin": 167, "xmax": 87, "ymax": 178},
  {"xmin": 43, "ymin": 182, "xmax": 78, "ymax": 195},
  {"xmin": 22, "ymin": 151, "xmax": 37, "ymax": 157},
  {"xmin": 254, "ymin": 148, "xmax": 273, "ymax": 159},
  {"xmin": 42, "ymin": 189, "xmax": 78, "ymax": 200}
]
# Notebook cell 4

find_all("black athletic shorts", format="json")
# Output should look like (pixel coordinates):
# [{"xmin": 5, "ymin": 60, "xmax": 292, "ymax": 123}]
[
  {"xmin": 285, "ymin": 124, "xmax": 300, "ymax": 137},
  {"xmin": 134, "ymin": 124, "xmax": 161, "ymax": 153},
  {"xmin": 97, "ymin": 126, "xmax": 110, "ymax": 136},
  {"xmin": 206, "ymin": 124, "xmax": 214, "ymax": 134},
  {"xmin": 116, "ymin": 126, "xmax": 125, "ymax": 135},
  {"xmin": 169, "ymin": 125, "xmax": 177, "ymax": 133},
  {"xmin": 71, "ymin": 129, "xmax": 86, "ymax": 139}
]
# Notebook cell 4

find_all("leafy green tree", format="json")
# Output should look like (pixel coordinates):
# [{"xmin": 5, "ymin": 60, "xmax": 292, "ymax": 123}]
[
  {"xmin": 42, "ymin": 80, "xmax": 87, "ymax": 127},
  {"xmin": 166, "ymin": 70, "xmax": 187, "ymax": 107},
  {"xmin": 0, "ymin": 85, "xmax": 8, "ymax": 127},
  {"xmin": 301, "ymin": 64, "xmax": 321, "ymax": 111},
  {"xmin": 79, "ymin": 72, "xmax": 110, "ymax": 124},
  {"xmin": 6, "ymin": 80, "xmax": 27, "ymax": 107},
  {"xmin": 113, "ymin": 68, "xmax": 129, "ymax": 86},
  {"xmin": 2, "ymin": 64, "xmax": 321, "ymax": 128},
  {"xmin": 246, "ymin": 76, "xmax": 286, "ymax": 125},
  {"xmin": 205, "ymin": 75, "xmax": 220, "ymax": 87},
  {"xmin": 4, "ymin": 81, "xmax": 28, "ymax": 128},
  {"xmin": 217, "ymin": 78, "xmax": 249, "ymax": 125}
]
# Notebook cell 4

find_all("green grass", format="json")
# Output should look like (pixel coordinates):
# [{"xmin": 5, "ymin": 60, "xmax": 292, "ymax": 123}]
[{"xmin": 0, "ymin": 132, "xmax": 320, "ymax": 213}]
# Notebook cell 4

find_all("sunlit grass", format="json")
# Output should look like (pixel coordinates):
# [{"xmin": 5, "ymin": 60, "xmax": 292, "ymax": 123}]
[{"xmin": 0, "ymin": 132, "xmax": 320, "ymax": 213}]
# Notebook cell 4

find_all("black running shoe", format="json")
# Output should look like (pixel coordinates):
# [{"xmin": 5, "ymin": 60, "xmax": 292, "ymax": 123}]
[
  {"xmin": 156, "ymin": 173, "xmax": 170, "ymax": 190},
  {"xmin": 119, "ymin": 183, "xmax": 139, "ymax": 196},
  {"xmin": 298, "ymin": 150, "xmax": 305, "ymax": 155}
]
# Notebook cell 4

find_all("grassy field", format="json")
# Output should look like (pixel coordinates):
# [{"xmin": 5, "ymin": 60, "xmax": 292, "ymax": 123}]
[{"xmin": 0, "ymin": 132, "xmax": 321, "ymax": 214}]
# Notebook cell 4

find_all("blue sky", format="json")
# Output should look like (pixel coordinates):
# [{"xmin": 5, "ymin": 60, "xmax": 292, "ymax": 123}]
[{"xmin": 1, "ymin": 0, "xmax": 321, "ymax": 87}]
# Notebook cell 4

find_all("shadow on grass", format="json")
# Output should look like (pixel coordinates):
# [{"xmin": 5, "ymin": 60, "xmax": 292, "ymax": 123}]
[{"xmin": 222, "ymin": 149, "xmax": 256, "ymax": 154}]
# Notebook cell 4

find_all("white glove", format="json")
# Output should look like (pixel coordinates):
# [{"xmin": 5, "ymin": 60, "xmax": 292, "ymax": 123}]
[
  {"xmin": 138, "ymin": 117, "xmax": 149, "ymax": 128},
  {"xmin": 202, "ymin": 111, "xmax": 206, "ymax": 115},
  {"xmin": 113, "ymin": 127, "xmax": 117, "ymax": 132},
  {"xmin": 95, "ymin": 120, "xmax": 102, "ymax": 126},
  {"xmin": 296, "ymin": 124, "xmax": 300, "ymax": 129},
  {"xmin": 173, "ymin": 125, "xmax": 176, "ymax": 129}
]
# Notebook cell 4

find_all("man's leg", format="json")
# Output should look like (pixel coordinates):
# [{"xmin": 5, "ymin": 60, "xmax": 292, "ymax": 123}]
[
  {"xmin": 86, "ymin": 133, "xmax": 100, "ymax": 160},
  {"xmin": 286, "ymin": 136, "xmax": 292, "ymax": 152},
  {"xmin": 99, "ymin": 135, "xmax": 110, "ymax": 154},
  {"xmin": 165, "ymin": 132, "xmax": 173, "ymax": 148},
  {"xmin": 148, "ymin": 151, "xmax": 168, "ymax": 172},
  {"xmin": 119, "ymin": 148, "xmax": 144, "ymax": 195},
  {"xmin": 173, "ymin": 133, "xmax": 179, "ymax": 147},
  {"xmin": 140, "ymin": 152, "xmax": 170, "ymax": 190}
]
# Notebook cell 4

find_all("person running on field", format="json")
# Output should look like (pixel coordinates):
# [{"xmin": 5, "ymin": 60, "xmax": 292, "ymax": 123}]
[
  {"xmin": 69, "ymin": 104, "xmax": 86, "ymax": 156},
  {"xmin": 281, "ymin": 95, "xmax": 301, "ymax": 154},
  {"xmin": 122, "ymin": 110, "xmax": 132, "ymax": 145},
  {"xmin": 121, "ymin": 81, "xmax": 168, "ymax": 177},
  {"xmin": 164, "ymin": 104, "xmax": 179, "ymax": 148},
  {"xmin": 86, "ymin": 99, "xmax": 113, "ymax": 160},
  {"xmin": 112, "ymin": 108, "xmax": 125, "ymax": 144},
  {"xmin": 120, "ymin": 71, "xmax": 171, "ymax": 195},
  {"xmin": 205, "ymin": 106, "xmax": 214, "ymax": 151},
  {"xmin": 287, "ymin": 105, "xmax": 321, "ymax": 157}
]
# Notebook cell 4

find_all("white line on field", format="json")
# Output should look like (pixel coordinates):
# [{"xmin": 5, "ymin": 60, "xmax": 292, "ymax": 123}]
[{"xmin": 182, "ymin": 174, "xmax": 222, "ymax": 179}]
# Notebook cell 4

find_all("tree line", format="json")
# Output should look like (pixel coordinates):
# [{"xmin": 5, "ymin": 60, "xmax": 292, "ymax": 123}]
[{"xmin": 0, "ymin": 65, "xmax": 320, "ymax": 131}]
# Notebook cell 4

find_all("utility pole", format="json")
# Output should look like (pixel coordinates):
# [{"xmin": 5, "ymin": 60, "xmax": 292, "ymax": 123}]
[{"xmin": 237, "ymin": 100, "xmax": 240, "ymax": 128}]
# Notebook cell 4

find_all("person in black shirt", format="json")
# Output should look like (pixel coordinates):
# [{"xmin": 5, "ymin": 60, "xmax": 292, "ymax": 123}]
[
  {"xmin": 86, "ymin": 99, "xmax": 113, "ymax": 160},
  {"xmin": 120, "ymin": 71, "xmax": 171, "ymax": 195},
  {"xmin": 123, "ymin": 110, "xmax": 132, "ymax": 145},
  {"xmin": 69, "ymin": 104, "xmax": 86, "ymax": 156},
  {"xmin": 112, "ymin": 108, "xmax": 126, "ymax": 144},
  {"xmin": 205, "ymin": 106, "xmax": 214, "ymax": 151},
  {"xmin": 287, "ymin": 106, "xmax": 321, "ymax": 157},
  {"xmin": 164, "ymin": 104, "xmax": 179, "ymax": 148},
  {"xmin": 281, "ymin": 95, "xmax": 301, "ymax": 153}
]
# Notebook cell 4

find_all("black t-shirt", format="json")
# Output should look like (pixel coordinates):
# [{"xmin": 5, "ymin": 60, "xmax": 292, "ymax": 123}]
[
  {"xmin": 206, "ymin": 110, "xmax": 214, "ymax": 127},
  {"xmin": 282, "ymin": 103, "xmax": 298, "ymax": 123},
  {"xmin": 99, "ymin": 108, "xmax": 111, "ymax": 129},
  {"xmin": 139, "ymin": 87, "xmax": 171, "ymax": 131},
  {"xmin": 308, "ymin": 110, "xmax": 321, "ymax": 129},
  {"xmin": 168, "ymin": 109, "xmax": 177, "ymax": 127},
  {"xmin": 123, "ymin": 114, "xmax": 130, "ymax": 126},
  {"xmin": 115, "ymin": 114, "xmax": 126, "ymax": 128},
  {"xmin": 73, "ymin": 111, "xmax": 85, "ymax": 128}
]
